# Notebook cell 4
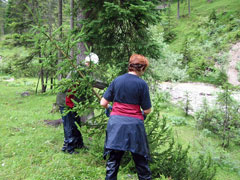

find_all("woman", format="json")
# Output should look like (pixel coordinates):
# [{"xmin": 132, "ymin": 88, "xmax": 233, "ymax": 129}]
[{"xmin": 100, "ymin": 54, "xmax": 152, "ymax": 180}]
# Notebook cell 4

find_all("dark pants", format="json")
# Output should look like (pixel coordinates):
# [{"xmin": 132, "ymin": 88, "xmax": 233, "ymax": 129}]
[
  {"xmin": 60, "ymin": 107, "xmax": 84, "ymax": 152},
  {"xmin": 105, "ymin": 150, "xmax": 151, "ymax": 180}
]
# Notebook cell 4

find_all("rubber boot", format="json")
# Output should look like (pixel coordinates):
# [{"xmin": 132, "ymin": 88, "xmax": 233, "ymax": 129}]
[
  {"xmin": 105, "ymin": 150, "xmax": 125, "ymax": 180},
  {"xmin": 132, "ymin": 153, "xmax": 152, "ymax": 180}
]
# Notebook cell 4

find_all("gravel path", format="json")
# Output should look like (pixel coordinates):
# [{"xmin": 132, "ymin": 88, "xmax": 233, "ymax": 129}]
[
  {"xmin": 159, "ymin": 82, "xmax": 220, "ymax": 114},
  {"xmin": 159, "ymin": 82, "xmax": 240, "ymax": 114}
]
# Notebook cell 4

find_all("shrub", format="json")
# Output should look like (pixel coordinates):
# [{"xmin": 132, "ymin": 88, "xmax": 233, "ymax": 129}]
[
  {"xmin": 146, "ymin": 93, "xmax": 216, "ymax": 179},
  {"xmin": 188, "ymin": 155, "xmax": 216, "ymax": 180},
  {"xmin": 187, "ymin": 57, "xmax": 214, "ymax": 79},
  {"xmin": 209, "ymin": 10, "xmax": 217, "ymax": 23},
  {"xmin": 166, "ymin": 115, "xmax": 188, "ymax": 126},
  {"xmin": 195, "ymin": 88, "xmax": 240, "ymax": 147},
  {"xmin": 149, "ymin": 27, "xmax": 188, "ymax": 82}
]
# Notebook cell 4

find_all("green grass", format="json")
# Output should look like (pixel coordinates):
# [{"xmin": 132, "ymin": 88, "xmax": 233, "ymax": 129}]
[
  {"xmin": 159, "ymin": 102, "xmax": 240, "ymax": 180},
  {"xmin": 1, "ymin": 77, "xmax": 240, "ymax": 179},
  {"xmin": 174, "ymin": 124, "xmax": 240, "ymax": 180},
  {"xmin": 167, "ymin": 0, "xmax": 240, "ymax": 52},
  {"xmin": 0, "ymin": 78, "xmax": 123, "ymax": 180}
]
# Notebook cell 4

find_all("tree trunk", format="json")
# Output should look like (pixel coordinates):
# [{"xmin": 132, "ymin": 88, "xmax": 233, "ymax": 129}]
[
  {"xmin": 1, "ymin": 23, "xmax": 4, "ymax": 35},
  {"xmin": 45, "ymin": 71, "xmax": 49, "ymax": 91},
  {"xmin": 70, "ymin": 0, "xmax": 74, "ymax": 59},
  {"xmin": 222, "ymin": 89, "xmax": 229, "ymax": 148},
  {"xmin": 58, "ymin": 0, "xmax": 63, "ymax": 80},
  {"xmin": 76, "ymin": 7, "xmax": 87, "ymax": 64},
  {"xmin": 39, "ymin": 52, "xmax": 47, "ymax": 93},
  {"xmin": 177, "ymin": 0, "xmax": 180, "ymax": 19},
  {"xmin": 50, "ymin": 77, "xmax": 54, "ymax": 89},
  {"xmin": 168, "ymin": 0, "xmax": 172, "ymax": 8},
  {"xmin": 36, "ymin": 71, "xmax": 40, "ymax": 94},
  {"xmin": 188, "ymin": 0, "xmax": 191, "ymax": 16},
  {"xmin": 40, "ymin": 65, "xmax": 44, "ymax": 92}
]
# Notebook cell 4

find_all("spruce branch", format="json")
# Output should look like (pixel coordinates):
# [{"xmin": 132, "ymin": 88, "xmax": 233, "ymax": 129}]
[{"xmin": 41, "ymin": 30, "xmax": 102, "ymax": 101}]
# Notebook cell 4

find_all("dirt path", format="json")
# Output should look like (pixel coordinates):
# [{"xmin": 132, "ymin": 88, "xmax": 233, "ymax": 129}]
[{"xmin": 227, "ymin": 42, "xmax": 240, "ymax": 86}]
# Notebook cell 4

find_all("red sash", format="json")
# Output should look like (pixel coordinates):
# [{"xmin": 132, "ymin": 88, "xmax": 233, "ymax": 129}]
[{"xmin": 111, "ymin": 102, "xmax": 144, "ymax": 120}]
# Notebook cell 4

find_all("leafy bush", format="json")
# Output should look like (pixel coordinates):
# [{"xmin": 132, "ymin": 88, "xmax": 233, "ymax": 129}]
[
  {"xmin": 167, "ymin": 115, "xmax": 188, "ymax": 126},
  {"xmin": 149, "ymin": 27, "xmax": 188, "ymax": 82},
  {"xmin": 195, "ymin": 98, "xmax": 222, "ymax": 133},
  {"xmin": 187, "ymin": 57, "xmax": 215, "ymax": 79}
]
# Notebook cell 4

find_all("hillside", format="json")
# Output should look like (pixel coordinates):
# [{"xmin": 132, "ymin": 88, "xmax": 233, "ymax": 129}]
[{"xmin": 169, "ymin": 0, "xmax": 240, "ymax": 52}]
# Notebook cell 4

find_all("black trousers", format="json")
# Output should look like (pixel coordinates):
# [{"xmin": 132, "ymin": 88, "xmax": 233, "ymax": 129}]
[
  {"xmin": 105, "ymin": 150, "xmax": 151, "ymax": 180},
  {"xmin": 60, "ymin": 107, "xmax": 84, "ymax": 152}
]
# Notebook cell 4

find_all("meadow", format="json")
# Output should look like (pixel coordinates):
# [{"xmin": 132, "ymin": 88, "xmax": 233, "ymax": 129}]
[
  {"xmin": 0, "ymin": 77, "xmax": 110, "ymax": 180},
  {"xmin": 1, "ymin": 76, "xmax": 240, "ymax": 180}
]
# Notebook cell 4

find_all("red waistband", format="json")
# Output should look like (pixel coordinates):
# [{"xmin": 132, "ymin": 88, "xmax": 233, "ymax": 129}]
[{"xmin": 111, "ymin": 102, "xmax": 144, "ymax": 120}]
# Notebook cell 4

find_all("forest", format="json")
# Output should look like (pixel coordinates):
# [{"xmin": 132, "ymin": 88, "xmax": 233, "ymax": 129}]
[{"xmin": 0, "ymin": 0, "xmax": 240, "ymax": 179}]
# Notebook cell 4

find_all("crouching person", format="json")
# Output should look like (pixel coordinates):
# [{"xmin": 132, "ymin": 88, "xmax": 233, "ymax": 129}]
[
  {"xmin": 56, "ymin": 53, "xmax": 107, "ymax": 154},
  {"xmin": 56, "ymin": 89, "xmax": 84, "ymax": 154}
]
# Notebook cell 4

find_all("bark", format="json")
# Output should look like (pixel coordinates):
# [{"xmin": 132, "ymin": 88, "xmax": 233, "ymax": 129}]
[
  {"xmin": 36, "ymin": 71, "xmax": 40, "ymax": 94},
  {"xmin": 188, "ymin": 0, "xmax": 191, "ymax": 16},
  {"xmin": 76, "ymin": 7, "xmax": 87, "ymax": 64},
  {"xmin": 58, "ymin": 0, "xmax": 63, "ymax": 80},
  {"xmin": 39, "ymin": 52, "xmax": 47, "ymax": 93},
  {"xmin": 40, "ymin": 67, "xmax": 47, "ymax": 93},
  {"xmin": 177, "ymin": 0, "xmax": 180, "ymax": 19},
  {"xmin": 70, "ymin": 0, "xmax": 74, "ymax": 59},
  {"xmin": 50, "ymin": 77, "xmax": 54, "ymax": 89},
  {"xmin": 58, "ymin": 0, "xmax": 63, "ymax": 39},
  {"xmin": 222, "ymin": 88, "xmax": 230, "ymax": 148},
  {"xmin": 40, "ymin": 64, "xmax": 44, "ymax": 92},
  {"xmin": 1, "ymin": 24, "xmax": 4, "ymax": 35}
]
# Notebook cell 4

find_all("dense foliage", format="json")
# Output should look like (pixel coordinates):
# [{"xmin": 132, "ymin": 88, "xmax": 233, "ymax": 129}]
[{"xmin": 79, "ymin": 0, "xmax": 162, "ymax": 72}]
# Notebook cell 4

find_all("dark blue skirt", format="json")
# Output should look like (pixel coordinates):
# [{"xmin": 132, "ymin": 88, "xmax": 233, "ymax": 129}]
[{"xmin": 104, "ymin": 115, "xmax": 150, "ymax": 160}]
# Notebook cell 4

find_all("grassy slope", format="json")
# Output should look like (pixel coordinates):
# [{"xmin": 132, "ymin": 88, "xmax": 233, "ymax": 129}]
[
  {"xmin": 169, "ymin": 0, "xmax": 240, "ymax": 52},
  {"xmin": 0, "ymin": 79, "xmax": 109, "ymax": 180}
]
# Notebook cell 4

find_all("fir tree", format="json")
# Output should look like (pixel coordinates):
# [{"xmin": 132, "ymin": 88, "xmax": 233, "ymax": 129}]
[{"xmin": 78, "ymin": 0, "xmax": 161, "ymax": 72}]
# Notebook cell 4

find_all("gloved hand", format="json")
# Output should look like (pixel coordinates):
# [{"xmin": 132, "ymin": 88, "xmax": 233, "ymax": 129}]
[
  {"xmin": 142, "ymin": 110, "xmax": 146, "ymax": 120},
  {"xmin": 105, "ymin": 105, "xmax": 112, "ymax": 117}
]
